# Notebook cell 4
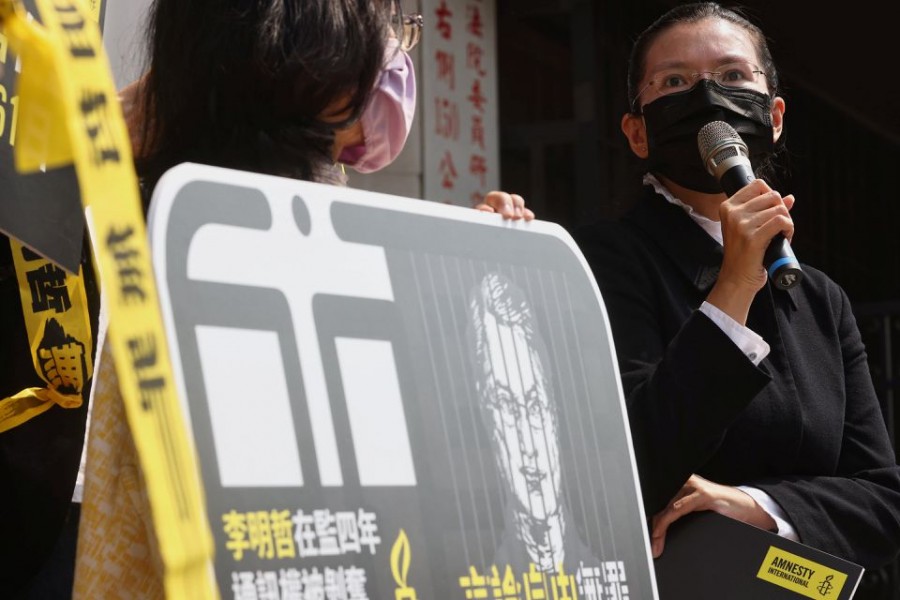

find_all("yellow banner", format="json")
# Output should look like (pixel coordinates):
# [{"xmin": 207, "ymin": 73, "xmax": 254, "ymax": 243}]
[
  {"xmin": 0, "ymin": 243, "xmax": 93, "ymax": 433},
  {"xmin": 0, "ymin": 0, "xmax": 215, "ymax": 597},
  {"xmin": 757, "ymin": 546, "xmax": 848, "ymax": 599}
]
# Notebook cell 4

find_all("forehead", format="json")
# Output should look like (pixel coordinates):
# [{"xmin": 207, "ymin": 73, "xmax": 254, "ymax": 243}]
[
  {"xmin": 483, "ymin": 312, "xmax": 541, "ymax": 389},
  {"xmin": 644, "ymin": 17, "xmax": 760, "ymax": 74}
]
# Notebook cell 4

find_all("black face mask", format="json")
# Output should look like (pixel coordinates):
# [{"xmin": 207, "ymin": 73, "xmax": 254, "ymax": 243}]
[{"xmin": 641, "ymin": 79, "xmax": 775, "ymax": 193}]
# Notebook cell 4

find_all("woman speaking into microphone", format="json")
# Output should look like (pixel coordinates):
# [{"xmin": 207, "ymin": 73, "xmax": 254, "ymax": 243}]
[{"xmin": 575, "ymin": 1, "xmax": 900, "ymax": 572}]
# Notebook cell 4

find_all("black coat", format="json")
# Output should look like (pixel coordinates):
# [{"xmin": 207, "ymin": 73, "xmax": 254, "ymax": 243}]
[{"xmin": 574, "ymin": 187, "xmax": 900, "ymax": 570}]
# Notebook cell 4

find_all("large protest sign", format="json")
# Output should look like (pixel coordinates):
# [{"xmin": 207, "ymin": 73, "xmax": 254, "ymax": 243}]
[{"xmin": 147, "ymin": 162, "xmax": 658, "ymax": 599}]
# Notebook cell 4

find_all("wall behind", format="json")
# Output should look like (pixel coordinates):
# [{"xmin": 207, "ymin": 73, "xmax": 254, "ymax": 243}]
[{"xmin": 102, "ymin": 0, "xmax": 152, "ymax": 88}]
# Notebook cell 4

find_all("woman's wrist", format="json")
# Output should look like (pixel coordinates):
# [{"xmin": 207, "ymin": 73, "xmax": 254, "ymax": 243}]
[
  {"xmin": 744, "ymin": 497, "xmax": 778, "ymax": 532},
  {"xmin": 706, "ymin": 279, "xmax": 758, "ymax": 326}
]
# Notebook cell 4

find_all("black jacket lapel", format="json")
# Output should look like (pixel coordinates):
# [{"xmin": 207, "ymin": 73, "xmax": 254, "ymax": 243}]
[{"xmin": 624, "ymin": 187, "xmax": 723, "ymax": 294}]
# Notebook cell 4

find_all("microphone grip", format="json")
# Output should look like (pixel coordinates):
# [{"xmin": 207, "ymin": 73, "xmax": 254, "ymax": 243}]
[
  {"xmin": 763, "ymin": 233, "xmax": 803, "ymax": 290},
  {"xmin": 718, "ymin": 164, "xmax": 755, "ymax": 197},
  {"xmin": 717, "ymin": 163, "xmax": 803, "ymax": 290}
]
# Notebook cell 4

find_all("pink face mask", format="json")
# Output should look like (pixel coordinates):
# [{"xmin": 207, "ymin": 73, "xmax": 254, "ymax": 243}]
[{"xmin": 339, "ymin": 38, "xmax": 416, "ymax": 173}]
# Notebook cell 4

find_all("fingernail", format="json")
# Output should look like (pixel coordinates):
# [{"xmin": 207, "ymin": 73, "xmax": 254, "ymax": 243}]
[
  {"xmin": 652, "ymin": 540, "xmax": 661, "ymax": 558},
  {"xmin": 504, "ymin": 202, "xmax": 514, "ymax": 214}
]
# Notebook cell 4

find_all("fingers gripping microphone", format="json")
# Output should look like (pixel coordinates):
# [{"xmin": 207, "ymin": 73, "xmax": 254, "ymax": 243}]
[{"xmin": 697, "ymin": 121, "xmax": 802, "ymax": 290}]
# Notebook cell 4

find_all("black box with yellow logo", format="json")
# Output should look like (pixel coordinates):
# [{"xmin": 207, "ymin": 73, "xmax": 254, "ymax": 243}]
[{"xmin": 654, "ymin": 511, "xmax": 864, "ymax": 599}]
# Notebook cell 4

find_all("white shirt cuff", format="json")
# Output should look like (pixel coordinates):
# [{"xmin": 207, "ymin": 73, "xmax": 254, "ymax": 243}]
[
  {"xmin": 738, "ymin": 486, "xmax": 800, "ymax": 541},
  {"xmin": 700, "ymin": 301, "xmax": 770, "ymax": 366}
]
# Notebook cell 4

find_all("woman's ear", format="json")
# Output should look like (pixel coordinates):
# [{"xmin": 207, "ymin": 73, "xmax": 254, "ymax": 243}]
[
  {"xmin": 621, "ymin": 112, "xmax": 649, "ymax": 159},
  {"xmin": 771, "ymin": 96, "xmax": 785, "ymax": 144}
]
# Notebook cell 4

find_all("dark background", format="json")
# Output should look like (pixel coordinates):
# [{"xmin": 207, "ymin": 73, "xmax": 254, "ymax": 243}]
[{"xmin": 494, "ymin": 1, "xmax": 900, "ymax": 597}]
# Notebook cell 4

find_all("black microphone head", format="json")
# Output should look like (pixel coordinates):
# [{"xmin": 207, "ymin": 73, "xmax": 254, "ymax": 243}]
[{"xmin": 697, "ymin": 121, "xmax": 751, "ymax": 178}]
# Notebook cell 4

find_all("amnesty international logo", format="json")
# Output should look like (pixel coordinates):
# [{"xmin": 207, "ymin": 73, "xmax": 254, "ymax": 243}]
[
  {"xmin": 756, "ymin": 547, "xmax": 847, "ymax": 600},
  {"xmin": 391, "ymin": 529, "xmax": 417, "ymax": 600},
  {"xmin": 816, "ymin": 574, "xmax": 835, "ymax": 596}
]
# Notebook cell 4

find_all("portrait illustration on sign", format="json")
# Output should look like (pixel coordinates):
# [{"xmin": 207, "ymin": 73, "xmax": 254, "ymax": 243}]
[{"xmin": 468, "ymin": 272, "xmax": 600, "ymax": 575}]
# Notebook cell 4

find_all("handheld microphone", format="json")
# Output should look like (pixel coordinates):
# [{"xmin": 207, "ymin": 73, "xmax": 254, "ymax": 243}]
[{"xmin": 697, "ymin": 121, "xmax": 802, "ymax": 290}]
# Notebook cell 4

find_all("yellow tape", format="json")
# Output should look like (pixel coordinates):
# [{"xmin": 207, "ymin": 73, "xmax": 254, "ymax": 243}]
[
  {"xmin": 1, "ymin": 0, "xmax": 216, "ymax": 597},
  {"xmin": 0, "ymin": 241, "xmax": 93, "ymax": 434},
  {"xmin": 85, "ymin": 0, "xmax": 101, "ymax": 24},
  {"xmin": 756, "ymin": 546, "xmax": 848, "ymax": 599}
]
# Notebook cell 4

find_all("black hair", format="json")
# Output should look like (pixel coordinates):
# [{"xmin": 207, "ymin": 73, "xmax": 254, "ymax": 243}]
[
  {"xmin": 135, "ymin": 0, "xmax": 392, "ymax": 194},
  {"xmin": 626, "ymin": 2, "xmax": 778, "ymax": 113}
]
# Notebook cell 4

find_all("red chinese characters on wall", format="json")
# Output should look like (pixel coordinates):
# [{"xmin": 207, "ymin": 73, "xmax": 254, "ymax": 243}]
[
  {"xmin": 435, "ymin": 49, "xmax": 456, "ymax": 91},
  {"xmin": 465, "ymin": 1, "xmax": 488, "ymax": 203},
  {"xmin": 435, "ymin": 98, "xmax": 460, "ymax": 141},
  {"xmin": 426, "ymin": 0, "xmax": 496, "ymax": 206},
  {"xmin": 435, "ymin": 0, "xmax": 453, "ymax": 40},
  {"xmin": 439, "ymin": 151, "xmax": 458, "ymax": 190}
]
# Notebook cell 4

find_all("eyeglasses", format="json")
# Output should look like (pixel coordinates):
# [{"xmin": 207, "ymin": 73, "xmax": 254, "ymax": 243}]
[
  {"xmin": 631, "ymin": 61, "xmax": 766, "ymax": 113},
  {"xmin": 391, "ymin": 0, "xmax": 424, "ymax": 52}
]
